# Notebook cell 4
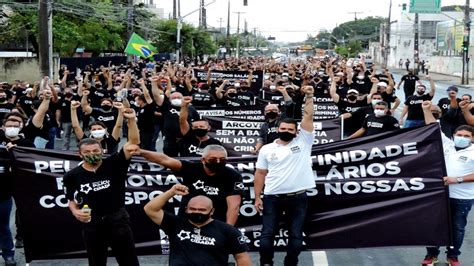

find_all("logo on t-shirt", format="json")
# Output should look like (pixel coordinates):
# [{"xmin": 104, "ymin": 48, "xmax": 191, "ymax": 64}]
[
  {"xmin": 193, "ymin": 180, "xmax": 220, "ymax": 195},
  {"xmin": 79, "ymin": 180, "xmax": 111, "ymax": 194},
  {"xmin": 170, "ymin": 109, "xmax": 180, "ymax": 115},
  {"xmin": 234, "ymin": 182, "xmax": 245, "ymax": 190},
  {"xmin": 193, "ymin": 180, "xmax": 205, "ymax": 190},
  {"xmin": 177, "ymin": 229, "xmax": 216, "ymax": 245},
  {"xmin": 290, "ymin": 146, "xmax": 301, "ymax": 153},
  {"xmin": 177, "ymin": 230, "xmax": 191, "ymax": 240},
  {"xmin": 188, "ymin": 144, "xmax": 203, "ymax": 155},
  {"xmin": 80, "ymin": 184, "xmax": 92, "ymax": 194},
  {"xmin": 367, "ymin": 122, "xmax": 384, "ymax": 128}
]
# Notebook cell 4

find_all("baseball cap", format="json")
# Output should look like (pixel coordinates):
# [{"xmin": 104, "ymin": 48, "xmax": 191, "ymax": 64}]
[
  {"xmin": 446, "ymin": 86, "xmax": 458, "ymax": 92},
  {"xmin": 347, "ymin": 89, "xmax": 359, "ymax": 94}
]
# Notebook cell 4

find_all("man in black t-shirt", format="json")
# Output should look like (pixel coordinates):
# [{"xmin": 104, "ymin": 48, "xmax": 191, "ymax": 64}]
[
  {"xmin": 179, "ymin": 97, "xmax": 222, "ymax": 157},
  {"xmin": 63, "ymin": 137, "xmax": 140, "ymax": 266},
  {"xmin": 349, "ymin": 101, "xmax": 400, "ymax": 138},
  {"xmin": 253, "ymin": 104, "xmax": 281, "ymax": 154},
  {"xmin": 56, "ymin": 87, "xmax": 80, "ymax": 150},
  {"xmin": 0, "ymin": 90, "xmax": 14, "ymax": 125},
  {"xmin": 397, "ymin": 71, "xmax": 420, "ymax": 101},
  {"xmin": 81, "ymin": 90, "xmax": 118, "ymax": 134},
  {"xmin": 138, "ymin": 145, "xmax": 244, "ymax": 225},
  {"xmin": 135, "ymin": 79, "xmax": 157, "ymax": 151},
  {"xmin": 400, "ymin": 76, "xmax": 436, "ymax": 128},
  {"xmin": 144, "ymin": 184, "xmax": 251, "ymax": 266}
]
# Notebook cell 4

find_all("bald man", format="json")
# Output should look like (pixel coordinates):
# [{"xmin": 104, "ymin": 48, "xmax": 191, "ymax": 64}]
[
  {"xmin": 144, "ymin": 184, "xmax": 252, "ymax": 266},
  {"xmin": 252, "ymin": 104, "xmax": 282, "ymax": 154}
]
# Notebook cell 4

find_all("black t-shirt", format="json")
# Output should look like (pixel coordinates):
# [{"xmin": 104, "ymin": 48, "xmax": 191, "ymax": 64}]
[
  {"xmin": 17, "ymin": 95, "xmax": 36, "ymax": 117},
  {"xmin": 0, "ymin": 102, "xmax": 15, "ymax": 123},
  {"xmin": 335, "ymin": 83, "xmax": 351, "ymax": 96},
  {"xmin": 12, "ymin": 88, "xmax": 26, "ymax": 103},
  {"xmin": 381, "ymin": 91, "xmax": 398, "ymax": 105},
  {"xmin": 175, "ymin": 161, "xmax": 244, "ymax": 222},
  {"xmin": 57, "ymin": 96, "xmax": 80, "ymax": 123},
  {"xmin": 63, "ymin": 148, "xmax": 130, "ymax": 216},
  {"xmin": 160, "ymin": 212, "xmax": 248, "ymax": 266},
  {"xmin": 258, "ymin": 90, "xmax": 284, "ymax": 104},
  {"xmin": 401, "ymin": 75, "xmax": 419, "ymax": 90},
  {"xmin": 314, "ymin": 82, "xmax": 329, "ymax": 95},
  {"xmin": 90, "ymin": 108, "xmax": 118, "ymax": 134},
  {"xmin": 258, "ymin": 119, "xmax": 279, "ymax": 145},
  {"xmin": 191, "ymin": 91, "xmax": 216, "ymax": 107},
  {"xmin": 137, "ymin": 103, "xmax": 156, "ymax": 133},
  {"xmin": 0, "ymin": 133, "xmax": 34, "ymax": 200},
  {"xmin": 405, "ymin": 94, "xmax": 433, "ymax": 120},
  {"xmin": 23, "ymin": 112, "xmax": 55, "ymax": 143},
  {"xmin": 162, "ymin": 101, "xmax": 200, "ymax": 138},
  {"xmin": 351, "ymin": 74, "xmax": 371, "ymax": 94},
  {"xmin": 217, "ymin": 96, "xmax": 247, "ymax": 107},
  {"xmin": 363, "ymin": 114, "xmax": 400, "ymax": 136},
  {"xmin": 180, "ymin": 132, "xmax": 222, "ymax": 157},
  {"xmin": 80, "ymin": 135, "xmax": 119, "ymax": 154},
  {"xmin": 236, "ymin": 90, "xmax": 255, "ymax": 105},
  {"xmin": 336, "ymin": 98, "xmax": 367, "ymax": 114},
  {"xmin": 89, "ymin": 88, "xmax": 111, "ymax": 107},
  {"xmin": 437, "ymin": 97, "xmax": 461, "ymax": 116}
]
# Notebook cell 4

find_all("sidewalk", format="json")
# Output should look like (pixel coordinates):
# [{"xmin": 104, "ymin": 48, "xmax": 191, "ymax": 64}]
[{"xmin": 390, "ymin": 68, "xmax": 474, "ymax": 88}]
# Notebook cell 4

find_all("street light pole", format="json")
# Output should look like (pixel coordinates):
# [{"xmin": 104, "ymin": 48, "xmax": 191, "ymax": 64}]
[{"xmin": 234, "ymin": 11, "xmax": 245, "ymax": 59}]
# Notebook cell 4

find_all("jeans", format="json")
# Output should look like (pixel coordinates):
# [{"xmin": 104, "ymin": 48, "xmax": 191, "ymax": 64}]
[
  {"xmin": 259, "ymin": 192, "xmax": 308, "ymax": 266},
  {"xmin": 151, "ymin": 123, "xmax": 162, "ymax": 151},
  {"xmin": 46, "ymin": 127, "xmax": 57, "ymax": 149},
  {"xmin": 404, "ymin": 119, "xmax": 425, "ymax": 128},
  {"xmin": 82, "ymin": 208, "xmax": 139, "ymax": 266},
  {"xmin": 426, "ymin": 198, "xmax": 473, "ymax": 258},
  {"xmin": 62, "ymin": 122, "xmax": 73, "ymax": 150},
  {"xmin": 0, "ymin": 198, "xmax": 15, "ymax": 260}
]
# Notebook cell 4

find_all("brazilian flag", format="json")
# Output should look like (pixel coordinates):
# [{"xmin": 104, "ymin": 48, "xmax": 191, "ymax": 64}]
[{"xmin": 124, "ymin": 33, "xmax": 157, "ymax": 58}]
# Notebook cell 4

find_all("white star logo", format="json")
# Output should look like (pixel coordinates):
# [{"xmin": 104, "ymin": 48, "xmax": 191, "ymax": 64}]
[
  {"xmin": 177, "ymin": 230, "xmax": 191, "ymax": 241},
  {"xmin": 80, "ymin": 184, "xmax": 92, "ymax": 194},
  {"xmin": 188, "ymin": 144, "xmax": 198, "ymax": 154},
  {"xmin": 193, "ymin": 180, "xmax": 205, "ymax": 190},
  {"xmin": 170, "ymin": 109, "xmax": 180, "ymax": 116}
]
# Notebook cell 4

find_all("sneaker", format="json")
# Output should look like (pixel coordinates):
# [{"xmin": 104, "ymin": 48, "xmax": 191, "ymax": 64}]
[
  {"xmin": 5, "ymin": 257, "xmax": 17, "ymax": 266},
  {"xmin": 447, "ymin": 256, "xmax": 460, "ymax": 266},
  {"xmin": 421, "ymin": 255, "xmax": 438, "ymax": 265},
  {"xmin": 14, "ymin": 238, "xmax": 24, "ymax": 248}
]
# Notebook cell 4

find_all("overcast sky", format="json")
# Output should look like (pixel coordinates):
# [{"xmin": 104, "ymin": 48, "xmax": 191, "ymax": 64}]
[{"xmin": 157, "ymin": 0, "xmax": 469, "ymax": 42}]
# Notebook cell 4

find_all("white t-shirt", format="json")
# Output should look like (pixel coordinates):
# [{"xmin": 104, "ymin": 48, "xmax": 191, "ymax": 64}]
[
  {"xmin": 442, "ymin": 133, "xmax": 474, "ymax": 199},
  {"xmin": 256, "ymin": 128, "xmax": 316, "ymax": 195}
]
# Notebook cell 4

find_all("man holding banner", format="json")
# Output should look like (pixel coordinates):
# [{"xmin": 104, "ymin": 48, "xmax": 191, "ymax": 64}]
[
  {"xmin": 254, "ymin": 85, "xmax": 315, "ymax": 266},
  {"xmin": 422, "ymin": 101, "xmax": 474, "ymax": 266}
]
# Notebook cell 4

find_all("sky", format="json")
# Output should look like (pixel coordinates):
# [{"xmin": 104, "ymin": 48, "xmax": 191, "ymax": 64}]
[{"xmin": 156, "ymin": 0, "xmax": 469, "ymax": 42}]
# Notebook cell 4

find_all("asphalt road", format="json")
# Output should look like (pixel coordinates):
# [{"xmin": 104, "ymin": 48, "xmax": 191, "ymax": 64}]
[{"xmin": 7, "ymin": 68, "xmax": 474, "ymax": 266}]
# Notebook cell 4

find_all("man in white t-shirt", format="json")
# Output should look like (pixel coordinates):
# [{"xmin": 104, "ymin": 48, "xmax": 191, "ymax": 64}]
[
  {"xmin": 422, "ymin": 101, "xmax": 474, "ymax": 266},
  {"xmin": 254, "ymin": 85, "xmax": 315, "ymax": 266}
]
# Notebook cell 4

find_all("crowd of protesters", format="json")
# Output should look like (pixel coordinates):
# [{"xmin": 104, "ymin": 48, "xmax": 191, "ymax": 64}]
[{"xmin": 1, "ymin": 55, "xmax": 474, "ymax": 266}]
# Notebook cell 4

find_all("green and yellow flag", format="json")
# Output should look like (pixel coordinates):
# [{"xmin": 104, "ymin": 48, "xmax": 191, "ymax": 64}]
[{"xmin": 124, "ymin": 33, "xmax": 157, "ymax": 58}]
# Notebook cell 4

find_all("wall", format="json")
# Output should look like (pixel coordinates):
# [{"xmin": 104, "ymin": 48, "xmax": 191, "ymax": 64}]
[{"xmin": 0, "ymin": 57, "xmax": 59, "ymax": 83}]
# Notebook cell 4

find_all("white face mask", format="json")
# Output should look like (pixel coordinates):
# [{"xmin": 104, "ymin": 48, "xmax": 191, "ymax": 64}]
[
  {"xmin": 374, "ymin": 109, "xmax": 386, "ymax": 117},
  {"xmin": 372, "ymin": 99, "xmax": 382, "ymax": 106},
  {"xmin": 90, "ymin": 129, "xmax": 106, "ymax": 139},
  {"xmin": 171, "ymin": 99, "xmax": 182, "ymax": 107},
  {"xmin": 5, "ymin": 127, "xmax": 20, "ymax": 138},
  {"xmin": 133, "ymin": 101, "xmax": 140, "ymax": 107}
]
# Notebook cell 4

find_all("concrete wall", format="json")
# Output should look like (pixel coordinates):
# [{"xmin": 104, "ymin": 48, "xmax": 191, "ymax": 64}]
[
  {"xmin": 0, "ymin": 57, "xmax": 59, "ymax": 83},
  {"xmin": 428, "ymin": 56, "xmax": 474, "ymax": 78}
]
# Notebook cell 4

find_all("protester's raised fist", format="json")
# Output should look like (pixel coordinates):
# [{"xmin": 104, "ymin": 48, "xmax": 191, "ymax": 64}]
[
  {"xmin": 122, "ymin": 108, "xmax": 136, "ymax": 119},
  {"xmin": 113, "ymin": 101, "xmax": 124, "ymax": 110},
  {"xmin": 43, "ymin": 89, "xmax": 52, "ymax": 100},
  {"xmin": 371, "ymin": 77, "xmax": 379, "ymax": 83},
  {"xmin": 302, "ymin": 86, "xmax": 314, "ymax": 96},
  {"xmin": 71, "ymin": 101, "xmax": 81, "ymax": 109},
  {"xmin": 82, "ymin": 90, "xmax": 90, "ymax": 96},
  {"xmin": 333, "ymin": 76, "xmax": 341, "ymax": 83},
  {"xmin": 459, "ymin": 100, "xmax": 470, "ymax": 111},
  {"xmin": 421, "ymin": 100, "xmax": 432, "ymax": 110},
  {"xmin": 182, "ymin": 96, "xmax": 193, "ymax": 106},
  {"xmin": 137, "ymin": 79, "xmax": 145, "ymax": 85},
  {"xmin": 170, "ymin": 184, "xmax": 189, "ymax": 196}
]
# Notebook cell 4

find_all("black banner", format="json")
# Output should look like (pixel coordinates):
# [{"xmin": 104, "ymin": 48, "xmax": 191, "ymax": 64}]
[
  {"xmin": 11, "ymin": 124, "xmax": 451, "ymax": 262},
  {"xmin": 196, "ymin": 105, "xmax": 265, "ymax": 121},
  {"xmin": 310, "ymin": 94, "xmax": 340, "ymax": 120},
  {"xmin": 194, "ymin": 69, "xmax": 264, "ymax": 93}
]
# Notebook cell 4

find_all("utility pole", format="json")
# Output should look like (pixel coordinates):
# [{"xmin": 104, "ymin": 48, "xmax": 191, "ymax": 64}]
[
  {"xmin": 234, "ymin": 11, "xmax": 245, "ymax": 59},
  {"xmin": 173, "ymin": 0, "xmax": 176, "ymax": 19},
  {"xmin": 127, "ymin": 0, "xmax": 134, "ymax": 62},
  {"xmin": 225, "ymin": 0, "xmax": 231, "ymax": 58},
  {"xmin": 462, "ymin": 0, "xmax": 471, "ymax": 84},
  {"xmin": 38, "ymin": 0, "xmax": 52, "ymax": 77},
  {"xmin": 253, "ymin": 27, "xmax": 258, "ymax": 48},
  {"xmin": 383, "ymin": 0, "xmax": 392, "ymax": 68},
  {"xmin": 348, "ymin": 11, "xmax": 363, "ymax": 21},
  {"xmin": 199, "ymin": 0, "xmax": 204, "ymax": 28},
  {"xmin": 414, "ymin": 13, "xmax": 419, "ymax": 75},
  {"xmin": 217, "ymin": 18, "xmax": 224, "ymax": 33}
]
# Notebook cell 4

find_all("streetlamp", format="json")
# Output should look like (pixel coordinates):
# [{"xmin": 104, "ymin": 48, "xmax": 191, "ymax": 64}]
[{"xmin": 176, "ymin": 0, "xmax": 216, "ymax": 63}]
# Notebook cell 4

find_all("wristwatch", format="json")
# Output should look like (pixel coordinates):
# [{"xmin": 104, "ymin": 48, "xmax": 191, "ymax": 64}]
[{"xmin": 456, "ymin": 177, "xmax": 464, "ymax": 183}]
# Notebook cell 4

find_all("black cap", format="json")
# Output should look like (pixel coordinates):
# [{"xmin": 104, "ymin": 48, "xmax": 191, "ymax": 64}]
[{"xmin": 447, "ymin": 86, "xmax": 458, "ymax": 92}]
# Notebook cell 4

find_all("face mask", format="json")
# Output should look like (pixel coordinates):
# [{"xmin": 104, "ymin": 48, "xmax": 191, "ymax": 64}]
[
  {"xmin": 133, "ymin": 101, "xmax": 140, "ymax": 107},
  {"xmin": 83, "ymin": 153, "xmax": 102, "ymax": 165},
  {"xmin": 186, "ymin": 211, "xmax": 212, "ymax": 224},
  {"xmin": 71, "ymin": 86, "xmax": 77, "ymax": 90},
  {"xmin": 171, "ymin": 99, "xmax": 182, "ymax": 107},
  {"xmin": 417, "ymin": 90, "xmax": 425, "ymax": 95},
  {"xmin": 5, "ymin": 127, "xmax": 20, "ymax": 138},
  {"xmin": 95, "ymin": 84, "xmax": 102, "ymax": 89},
  {"xmin": 348, "ymin": 95, "xmax": 357, "ymax": 101},
  {"xmin": 193, "ymin": 128, "xmax": 208, "ymax": 137},
  {"xmin": 0, "ymin": 97, "xmax": 6, "ymax": 102},
  {"xmin": 90, "ymin": 129, "xmax": 106, "ymax": 139},
  {"xmin": 371, "ymin": 100, "xmax": 382, "ymax": 106},
  {"xmin": 265, "ymin": 112, "xmax": 279, "ymax": 120},
  {"xmin": 228, "ymin": 92, "xmax": 237, "ymax": 98},
  {"xmin": 454, "ymin": 136, "xmax": 471, "ymax": 148},
  {"xmin": 65, "ymin": 92, "xmax": 73, "ymax": 97},
  {"xmin": 101, "ymin": 105, "xmax": 112, "ymax": 111},
  {"xmin": 374, "ymin": 109, "xmax": 386, "ymax": 117},
  {"xmin": 205, "ymin": 161, "xmax": 227, "ymax": 172},
  {"xmin": 357, "ymin": 75, "xmax": 365, "ymax": 80},
  {"xmin": 278, "ymin": 131, "xmax": 296, "ymax": 142}
]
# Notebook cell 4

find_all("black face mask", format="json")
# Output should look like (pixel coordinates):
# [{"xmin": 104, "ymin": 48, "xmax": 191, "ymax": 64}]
[
  {"xmin": 347, "ymin": 95, "xmax": 357, "ymax": 101},
  {"xmin": 95, "ymin": 84, "xmax": 102, "ymax": 89},
  {"xmin": 193, "ymin": 128, "xmax": 208, "ymax": 137},
  {"xmin": 278, "ymin": 131, "xmax": 296, "ymax": 142},
  {"xmin": 186, "ymin": 211, "xmax": 212, "ymax": 224},
  {"xmin": 65, "ymin": 92, "xmax": 73, "ymax": 98},
  {"xmin": 205, "ymin": 161, "xmax": 227, "ymax": 172},
  {"xmin": 227, "ymin": 92, "xmax": 237, "ymax": 98},
  {"xmin": 0, "ymin": 97, "xmax": 6, "ymax": 102},
  {"xmin": 265, "ymin": 112, "xmax": 279, "ymax": 120},
  {"xmin": 102, "ymin": 105, "xmax": 112, "ymax": 111}
]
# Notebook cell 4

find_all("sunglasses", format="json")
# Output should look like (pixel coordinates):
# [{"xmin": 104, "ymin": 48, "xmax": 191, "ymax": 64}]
[{"xmin": 205, "ymin": 158, "xmax": 227, "ymax": 164}]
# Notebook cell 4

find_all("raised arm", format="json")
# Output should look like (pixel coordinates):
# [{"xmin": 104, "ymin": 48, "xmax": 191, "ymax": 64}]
[
  {"xmin": 427, "ymin": 75, "xmax": 436, "ymax": 97},
  {"xmin": 216, "ymin": 80, "xmax": 228, "ymax": 99},
  {"xmin": 138, "ymin": 79, "xmax": 153, "ymax": 105},
  {"xmin": 367, "ymin": 77, "xmax": 379, "ymax": 103},
  {"xmin": 151, "ymin": 76, "xmax": 164, "ymax": 106},
  {"xmin": 179, "ymin": 96, "xmax": 192, "ymax": 136},
  {"xmin": 111, "ymin": 102, "xmax": 124, "ymax": 141},
  {"xmin": 32, "ymin": 90, "xmax": 52, "ymax": 128},
  {"xmin": 138, "ymin": 149, "xmax": 182, "ymax": 171},
  {"xmin": 80, "ymin": 89, "xmax": 93, "ymax": 115},
  {"xmin": 70, "ymin": 100, "xmax": 85, "ymax": 140},
  {"xmin": 421, "ymin": 100, "xmax": 436, "ymax": 124},
  {"xmin": 460, "ymin": 100, "xmax": 474, "ymax": 126},
  {"xmin": 143, "ymin": 184, "xmax": 189, "ymax": 226},
  {"xmin": 123, "ymin": 107, "xmax": 140, "ymax": 145},
  {"xmin": 301, "ymin": 85, "xmax": 314, "ymax": 132},
  {"xmin": 386, "ymin": 71, "xmax": 395, "ymax": 94},
  {"xmin": 329, "ymin": 76, "xmax": 340, "ymax": 103}
]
